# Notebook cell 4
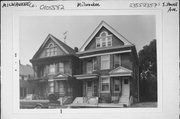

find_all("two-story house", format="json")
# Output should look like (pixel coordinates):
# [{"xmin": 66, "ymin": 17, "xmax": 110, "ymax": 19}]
[
  {"xmin": 75, "ymin": 21, "xmax": 139, "ymax": 106},
  {"xmin": 30, "ymin": 34, "xmax": 82, "ymax": 101}
]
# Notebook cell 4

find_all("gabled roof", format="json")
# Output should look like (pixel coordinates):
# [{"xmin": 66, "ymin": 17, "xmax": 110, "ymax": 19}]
[
  {"xmin": 32, "ymin": 34, "xmax": 75, "ymax": 59},
  {"xmin": 53, "ymin": 72, "xmax": 72, "ymax": 80},
  {"xmin": 79, "ymin": 21, "xmax": 133, "ymax": 52},
  {"xmin": 109, "ymin": 66, "xmax": 132, "ymax": 76},
  {"xmin": 54, "ymin": 72, "xmax": 72, "ymax": 79}
]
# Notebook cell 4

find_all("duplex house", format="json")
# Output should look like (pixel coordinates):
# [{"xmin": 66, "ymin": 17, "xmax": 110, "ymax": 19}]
[
  {"xmin": 30, "ymin": 34, "xmax": 82, "ymax": 101},
  {"xmin": 75, "ymin": 21, "xmax": 139, "ymax": 106}
]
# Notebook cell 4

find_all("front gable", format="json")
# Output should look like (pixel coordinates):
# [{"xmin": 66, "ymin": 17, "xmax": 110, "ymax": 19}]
[
  {"xmin": 85, "ymin": 27, "xmax": 125, "ymax": 51},
  {"xmin": 79, "ymin": 21, "xmax": 133, "ymax": 52},
  {"xmin": 32, "ymin": 34, "xmax": 69, "ymax": 59},
  {"xmin": 109, "ymin": 66, "xmax": 132, "ymax": 76}
]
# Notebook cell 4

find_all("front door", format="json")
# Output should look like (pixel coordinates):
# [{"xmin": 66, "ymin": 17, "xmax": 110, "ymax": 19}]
[
  {"xmin": 119, "ymin": 77, "xmax": 130, "ymax": 103},
  {"xmin": 86, "ymin": 81, "xmax": 93, "ymax": 97},
  {"xmin": 122, "ymin": 78, "xmax": 130, "ymax": 97}
]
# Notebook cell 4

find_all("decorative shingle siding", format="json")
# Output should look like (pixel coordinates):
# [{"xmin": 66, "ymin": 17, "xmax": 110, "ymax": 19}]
[{"xmin": 85, "ymin": 27, "xmax": 124, "ymax": 51}]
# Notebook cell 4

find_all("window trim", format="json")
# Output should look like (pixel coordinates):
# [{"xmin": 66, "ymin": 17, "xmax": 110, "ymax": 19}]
[
  {"xmin": 114, "ymin": 54, "xmax": 121, "ymax": 68},
  {"xmin": 46, "ymin": 42, "xmax": 58, "ymax": 57},
  {"xmin": 95, "ymin": 31, "xmax": 112, "ymax": 48},
  {"xmin": 59, "ymin": 62, "xmax": 64, "ymax": 73},
  {"xmin": 86, "ymin": 61, "xmax": 93, "ymax": 74},
  {"xmin": 49, "ymin": 64, "xmax": 55, "ymax": 74},
  {"xmin": 101, "ymin": 55, "xmax": 110, "ymax": 70},
  {"xmin": 114, "ymin": 78, "xmax": 121, "ymax": 93},
  {"xmin": 92, "ymin": 58, "xmax": 97, "ymax": 71},
  {"xmin": 123, "ymin": 77, "xmax": 129, "ymax": 84},
  {"xmin": 101, "ymin": 77, "xmax": 110, "ymax": 93}
]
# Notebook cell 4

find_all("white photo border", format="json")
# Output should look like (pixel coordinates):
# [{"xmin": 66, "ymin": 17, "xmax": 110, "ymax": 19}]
[{"xmin": 1, "ymin": 1, "xmax": 179, "ymax": 119}]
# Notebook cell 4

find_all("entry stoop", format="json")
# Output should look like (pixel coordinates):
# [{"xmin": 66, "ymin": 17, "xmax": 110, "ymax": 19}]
[{"xmin": 119, "ymin": 96, "xmax": 130, "ymax": 107}]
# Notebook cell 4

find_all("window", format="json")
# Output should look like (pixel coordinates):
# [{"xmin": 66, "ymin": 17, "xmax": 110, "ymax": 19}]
[
  {"xmin": 124, "ymin": 79, "xmax": 128, "ymax": 84},
  {"xmin": 59, "ymin": 62, "xmax": 64, "ymax": 73},
  {"xmin": 101, "ymin": 55, "xmax": 110, "ymax": 69},
  {"xmin": 96, "ymin": 31, "xmax": 112, "ymax": 48},
  {"xmin": 93, "ymin": 58, "xmax": 97, "ymax": 71},
  {"xmin": 49, "ymin": 81, "xmax": 54, "ymax": 93},
  {"xmin": 96, "ymin": 38, "xmax": 101, "ymax": 48},
  {"xmin": 102, "ymin": 38, "xmax": 106, "ymax": 47},
  {"xmin": 59, "ymin": 82, "xmax": 65, "ymax": 95},
  {"xmin": 87, "ymin": 62, "xmax": 93, "ymax": 74},
  {"xmin": 20, "ymin": 87, "xmax": 27, "ymax": 98},
  {"xmin": 107, "ymin": 36, "xmax": 112, "ymax": 46},
  {"xmin": 114, "ymin": 78, "xmax": 121, "ymax": 92},
  {"xmin": 101, "ymin": 78, "xmax": 110, "ymax": 92},
  {"xmin": 46, "ymin": 43, "xmax": 57, "ymax": 57},
  {"xmin": 114, "ymin": 54, "xmax": 121, "ymax": 68},
  {"xmin": 49, "ymin": 64, "xmax": 55, "ymax": 74}
]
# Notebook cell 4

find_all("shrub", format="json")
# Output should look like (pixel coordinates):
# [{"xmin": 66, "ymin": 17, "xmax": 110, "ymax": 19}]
[{"xmin": 48, "ymin": 94, "xmax": 59, "ymax": 102}]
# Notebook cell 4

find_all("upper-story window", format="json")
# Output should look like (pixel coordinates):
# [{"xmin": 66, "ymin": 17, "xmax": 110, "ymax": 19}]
[
  {"xmin": 114, "ymin": 54, "xmax": 121, "ymax": 68},
  {"xmin": 59, "ymin": 62, "xmax": 64, "ymax": 73},
  {"xmin": 101, "ymin": 55, "xmax": 110, "ymax": 70},
  {"xmin": 46, "ymin": 43, "xmax": 57, "ymax": 57},
  {"xmin": 86, "ymin": 58, "xmax": 97, "ymax": 74},
  {"xmin": 96, "ymin": 31, "xmax": 112, "ymax": 48},
  {"xmin": 87, "ymin": 62, "xmax": 93, "ymax": 74},
  {"xmin": 49, "ymin": 64, "xmax": 55, "ymax": 74}
]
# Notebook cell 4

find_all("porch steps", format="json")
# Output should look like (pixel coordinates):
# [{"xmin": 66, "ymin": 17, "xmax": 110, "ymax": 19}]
[{"xmin": 119, "ymin": 95, "xmax": 129, "ymax": 106}]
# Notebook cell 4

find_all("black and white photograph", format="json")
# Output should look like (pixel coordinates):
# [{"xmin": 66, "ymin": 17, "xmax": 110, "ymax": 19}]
[
  {"xmin": 1, "ymin": 1, "xmax": 179, "ymax": 119},
  {"xmin": 19, "ymin": 16, "xmax": 157, "ymax": 109}
]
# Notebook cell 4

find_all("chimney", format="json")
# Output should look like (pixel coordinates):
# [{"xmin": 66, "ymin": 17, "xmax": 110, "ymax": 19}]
[{"xmin": 74, "ymin": 47, "xmax": 78, "ymax": 52}]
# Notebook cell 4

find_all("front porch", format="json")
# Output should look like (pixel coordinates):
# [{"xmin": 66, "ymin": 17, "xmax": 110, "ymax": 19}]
[{"xmin": 74, "ymin": 66, "xmax": 133, "ymax": 106}]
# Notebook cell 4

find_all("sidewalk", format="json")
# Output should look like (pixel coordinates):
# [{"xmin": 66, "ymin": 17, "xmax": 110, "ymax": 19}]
[{"xmin": 69, "ymin": 103, "xmax": 124, "ymax": 108}]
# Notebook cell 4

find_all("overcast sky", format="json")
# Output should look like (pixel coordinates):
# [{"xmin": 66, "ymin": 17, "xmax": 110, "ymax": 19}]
[{"xmin": 19, "ymin": 15, "xmax": 156, "ymax": 65}]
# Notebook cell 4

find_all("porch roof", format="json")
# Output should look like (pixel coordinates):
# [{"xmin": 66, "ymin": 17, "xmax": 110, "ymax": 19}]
[
  {"xmin": 74, "ymin": 74, "xmax": 98, "ymax": 80},
  {"xmin": 53, "ymin": 73, "xmax": 72, "ymax": 81},
  {"xmin": 109, "ymin": 66, "xmax": 132, "ymax": 77}
]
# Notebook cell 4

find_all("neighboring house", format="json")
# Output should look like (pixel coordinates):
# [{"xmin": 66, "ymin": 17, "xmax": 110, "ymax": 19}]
[
  {"xmin": 75, "ymin": 21, "xmax": 139, "ymax": 106},
  {"xmin": 19, "ymin": 63, "xmax": 34, "ymax": 99},
  {"xmin": 30, "ymin": 34, "xmax": 82, "ymax": 100}
]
